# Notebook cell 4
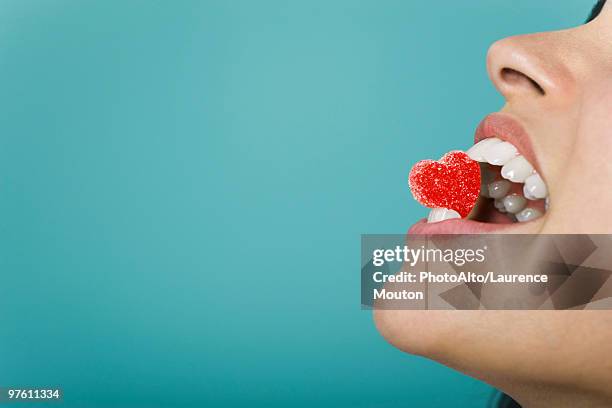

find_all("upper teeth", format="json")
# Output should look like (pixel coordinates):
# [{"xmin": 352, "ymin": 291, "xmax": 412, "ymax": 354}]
[
  {"xmin": 523, "ymin": 173, "xmax": 547, "ymax": 199},
  {"xmin": 465, "ymin": 138, "xmax": 501, "ymax": 162},
  {"xmin": 501, "ymin": 156, "xmax": 534, "ymax": 183},
  {"xmin": 483, "ymin": 141, "xmax": 518, "ymax": 166},
  {"xmin": 466, "ymin": 137, "xmax": 545, "ymax": 194},
  {"xmin": 465, "ymin": 136, "xmax": 548, "ymax": 223}
]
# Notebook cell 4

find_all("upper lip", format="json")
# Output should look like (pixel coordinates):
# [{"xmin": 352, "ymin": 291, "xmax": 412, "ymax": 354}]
[{"xmin": 474, "ymin": 112, "xmax": 542, "ymax": 176}]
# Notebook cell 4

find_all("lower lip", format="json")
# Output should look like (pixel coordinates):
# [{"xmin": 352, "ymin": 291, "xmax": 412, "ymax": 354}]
[{"xmin": 408, "ymin": 218, "xmax": 516, "ymax": 234}]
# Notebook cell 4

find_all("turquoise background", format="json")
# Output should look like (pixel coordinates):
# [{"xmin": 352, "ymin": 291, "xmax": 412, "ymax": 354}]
[{"xmin": 0, "ymin": 1, "xmax": 592, "ymax": 407}]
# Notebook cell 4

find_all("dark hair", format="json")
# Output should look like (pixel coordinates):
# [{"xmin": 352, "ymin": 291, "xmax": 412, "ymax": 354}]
[
  {"xmin": 495, "ymin": 393, "xmax": 521, "ymax": 408},
  {"xmin": 588, "ymin": 0, "xmax": 607, "ymax": 22}
]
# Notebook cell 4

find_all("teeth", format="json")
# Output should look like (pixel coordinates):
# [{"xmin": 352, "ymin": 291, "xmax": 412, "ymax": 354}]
[
  {"xmin": 501, "ymin": 155, "xmax": 534, "ymax": 183},
  {"xmin": 427, "ymin": 208, "xmax": 461, "ymax": 223},
  {"xmin": 466, "ymin": 138, "xmax": 501, "ymax": 162},
  {"xmin": 545, "ymin": 196, "xmax": 550, "ymax": 211},
  {"xmin": 502, "ymin": 194, "xmax": 527, "ymax": 214},
  {"xmin": 487, "ymin": 179, "xmax": 511, "ymax": 199},
  {"xmin": 523, "ymin": 173, "xmax": 547, "ymax": 200},
  {"xmin": 483, "ymin": 141, "xmax": 518, "ymax": 166},
  {"xmin": 494, "ymin": 199, "xmax": 507, "ymax": 213},
  {"xmin": 466, "ymin": 137, "xmax": 551, "ymax": 222},
  {"xmin": 516, "ymin": 208, "xmax": 543, "ymax": 222}
]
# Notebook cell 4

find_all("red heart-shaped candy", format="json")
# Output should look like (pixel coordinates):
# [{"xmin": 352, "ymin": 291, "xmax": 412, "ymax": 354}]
[{"xmin": 408, "ymin": 151, "xmax": 481, "ymax": 218}]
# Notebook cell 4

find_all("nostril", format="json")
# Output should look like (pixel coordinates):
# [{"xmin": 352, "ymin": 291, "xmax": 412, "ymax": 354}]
[{"xmin": 500, "ymin": 68, "xmax": 546, "ymax": 96}]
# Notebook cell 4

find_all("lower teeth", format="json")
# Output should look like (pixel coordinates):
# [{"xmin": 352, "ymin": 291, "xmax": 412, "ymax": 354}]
[
  {"xmin": 516, "ymin": 207, "xmax": 543, "ymax": 222},
  {"xmin": 478, "ymin": 162, "xmax": 547, "ymax": 223},
  {"xmin": 427, "ymin": 208, "xmax": 461, "ymax": 223}
]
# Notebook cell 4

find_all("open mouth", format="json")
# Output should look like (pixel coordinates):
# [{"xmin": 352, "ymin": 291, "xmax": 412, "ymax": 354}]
[{"xmin": 409, "ymin": 112, "xmax": 548, "ymax": 234}]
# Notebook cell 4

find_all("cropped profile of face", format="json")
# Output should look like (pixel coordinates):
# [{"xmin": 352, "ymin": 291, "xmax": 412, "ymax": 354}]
[{"xmin": 375, "ymin": 1, "xmax": 612, "ymax": 407}]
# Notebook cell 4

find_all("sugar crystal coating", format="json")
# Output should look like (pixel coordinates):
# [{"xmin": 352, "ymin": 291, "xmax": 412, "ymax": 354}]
[{"xmin": 408, "ymin": 151, "xmax": 481, "ymax": 218}]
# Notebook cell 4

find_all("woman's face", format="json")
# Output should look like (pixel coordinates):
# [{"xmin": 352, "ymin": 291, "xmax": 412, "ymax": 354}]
[{"xmin": 376, "ymin": 2, "xmax": 612, "ymax": 406}]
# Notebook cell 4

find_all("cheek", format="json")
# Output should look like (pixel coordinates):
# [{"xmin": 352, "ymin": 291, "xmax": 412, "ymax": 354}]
[
  {"xmin": 575, "ymin": 83, "xmax": 612, "ymax": 178},
  {"xmin": 539, "ymin": 83, "xmax": 612, "ymax": 233}
]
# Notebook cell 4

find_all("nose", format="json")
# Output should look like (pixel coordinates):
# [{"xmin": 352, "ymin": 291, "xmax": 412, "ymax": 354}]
[{"xmin": 486, "ymin": 33, "xmax": 575, "ymax": 105}]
